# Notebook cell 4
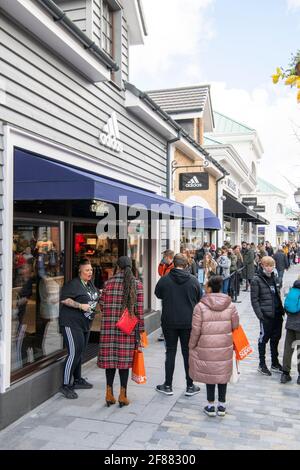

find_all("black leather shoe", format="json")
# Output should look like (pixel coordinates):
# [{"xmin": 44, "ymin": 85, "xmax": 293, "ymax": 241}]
[
  {"xmin": 60, "ymin": 385, "xmax": 78, "ymax": 399},
  {"xmin": 73, "ymin": 378, "xmax": 93, "ymax": 389}
]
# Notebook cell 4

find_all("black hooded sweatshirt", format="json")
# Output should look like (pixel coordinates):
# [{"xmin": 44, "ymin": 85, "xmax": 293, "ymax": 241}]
[{"xmin": 155, "ymin": 268, "xmax": 202, "ymax": 329}]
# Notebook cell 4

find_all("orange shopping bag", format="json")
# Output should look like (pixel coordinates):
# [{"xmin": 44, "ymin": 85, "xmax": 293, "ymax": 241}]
[
  {"xmin": 140, "ymin": 331, "xmax": 149, "ymax": 348},
  {"xmin": 232, "ymin": 325, "xmax": 253, "ymax": 361},
  {"xmin": 131, "ymin": 349, "xmax": 147, "ymax": 384}
]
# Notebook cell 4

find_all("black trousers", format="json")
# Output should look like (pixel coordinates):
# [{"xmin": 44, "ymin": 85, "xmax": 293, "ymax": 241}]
[
  {"xmin": 162, "ymin": 327, "xmax": 193, "ymax": 387},
  {"xmin": 206, "ymin": 384, "xmax": 227, "ymax": 403},
  {"xmin": 258, "ymin": 316, "xmax": 283, "ymax": 366},
  {"xmin": 62, "ymin": 327, "xmax": 90, "ymax": 386},
  {"xmin": 282, "ymin": 329, "xmax": 300, "ymax": 375}
]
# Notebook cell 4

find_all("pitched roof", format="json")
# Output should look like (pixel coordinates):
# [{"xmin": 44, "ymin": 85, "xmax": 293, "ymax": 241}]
[
  {"xmin": 213, "ymin": 111, "xmax": 255, "ymax": 134},
  {"xmin": 203, "ymin": 135, "xmax": 223, "ymax": 145},
  {"xmin": 147, "ymin": 85, "xmax": 210, "ymax": 114},
  {"xmin": 257, "ymin": 177, "xmax": 287, "ymax": 196}
]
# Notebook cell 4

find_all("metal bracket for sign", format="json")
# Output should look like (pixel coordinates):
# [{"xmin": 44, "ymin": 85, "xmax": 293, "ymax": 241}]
[{"xmin": 171, "ymin": 162, "xmax": 209, "ymax": 175}]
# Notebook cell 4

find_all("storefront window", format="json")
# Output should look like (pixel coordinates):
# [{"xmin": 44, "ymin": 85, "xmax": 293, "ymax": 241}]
[
  {"xmin": 181, "ymin": 229, "xmax": 205, "ymax": 250},
  {"xmin": 224, "ymin": 220, "xmax": 234, "ymax": 245},
  {"xmin": 127, "ymin": 220, "xmax": 149, "ymax": 309},
  {"xmin": 11, "ymin": 222, "xmax": 64, "ymax": 376}
]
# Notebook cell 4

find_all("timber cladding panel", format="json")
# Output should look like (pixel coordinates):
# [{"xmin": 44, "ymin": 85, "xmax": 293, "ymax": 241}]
[
  {"xmin": 0, "ymin": 12, "xmax": 167, "ymax": 193},
  {"xmin": 174, "ymin": 149, "xmax": 217, "ymax": 213}
]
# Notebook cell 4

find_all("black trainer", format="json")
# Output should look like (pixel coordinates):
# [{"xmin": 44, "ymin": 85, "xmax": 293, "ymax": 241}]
[
  {"xmin": 258, "ymin": 364, "xmax": 272, "ymax": 376},
  {"xmin": 60, "ymin": 385, "xmax": 78, "ymax": 399},
  {"xmin": 185, "ymin": 385, "xmax": 201, "ymax": 396},
  {"xmin": 297, "ymin": 376, "xmax": 300, "ymax": 385},
  {"xmin": 157, "ymin": 333, "xmax": 165, "ymax": 342},
  {"xmin": 73, "ymin": 378, "xmax": 93, "ymax": 389},
  {"xmin": 280, "ymin": 372, "xmax": 292, "ymax": 384},
  {"xmin": 271, "ymin": 363, "xmax": 283, "ymax": 374},
  {"xmin": 217, "ymin": 406, "xmax": 226, "ymax": 417},
  {"xmin": 156, "ymin": 384, "xmax": 173, "ymax": 396},
  {"xmin": 203, "ymin": 406, "xmax": 216, "ymax": 417}
]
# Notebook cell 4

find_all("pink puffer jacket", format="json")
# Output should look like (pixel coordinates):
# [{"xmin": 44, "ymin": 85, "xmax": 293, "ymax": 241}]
[{"xmin": 189, "ymin": 293, "xmax": 239, "ymax": 385}]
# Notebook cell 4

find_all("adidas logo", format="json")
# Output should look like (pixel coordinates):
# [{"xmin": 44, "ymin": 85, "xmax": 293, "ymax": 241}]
[
  {"xmin": 99, "ymin": 111, "xmax": 123, "ymax": 153},
  {"xmin": 185, "ymin": 176, "xmax": 203, "ymax": 188}
]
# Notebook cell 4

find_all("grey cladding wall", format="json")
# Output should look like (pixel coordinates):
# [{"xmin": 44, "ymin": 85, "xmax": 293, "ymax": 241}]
[{"xmin": 0, "ymin": 12, "xmax": 167, "ymax": 190}]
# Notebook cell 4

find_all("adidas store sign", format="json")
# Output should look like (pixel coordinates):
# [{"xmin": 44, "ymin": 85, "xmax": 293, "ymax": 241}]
[
  {"xmin": 99, "ymin": 112, "xmax": 124, "ymax": 153},
  {"xmin": 179, "ymin": 172, "xmax": 209, "ymax": 191}
]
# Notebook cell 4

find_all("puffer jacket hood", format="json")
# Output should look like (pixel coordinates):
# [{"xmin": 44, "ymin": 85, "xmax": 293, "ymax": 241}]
[
  {"xmin": 169, "ymin": 268, "xmax": 191, "ymax": 285},
  {"xmin": 201, "ymin": 293, "xmax": 232, "ymax": 311}
]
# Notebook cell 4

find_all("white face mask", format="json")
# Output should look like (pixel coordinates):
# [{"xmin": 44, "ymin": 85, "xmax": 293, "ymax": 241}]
[{"xmin": 263, "ymin": 268, "xmax": 273, "ymax": 277}]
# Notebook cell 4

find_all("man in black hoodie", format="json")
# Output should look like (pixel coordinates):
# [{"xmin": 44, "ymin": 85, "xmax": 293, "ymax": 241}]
[
  {"xmin": 251, "ymin": 256, "xmax": 285, "ymax": 376},
  {"xmin": 155, "ymin": 254, "xmax": 202, "ymax": 397}
]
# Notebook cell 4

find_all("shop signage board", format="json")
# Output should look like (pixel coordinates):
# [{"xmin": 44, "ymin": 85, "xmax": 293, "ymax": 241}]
[
  {"xmin": 253, "ymin": 205, "xmax": 266, "ymax": 213},
  {"xmin": 99, "ymin": 111, "xmax": 124, "ymax": 153},
  {"xmin": 179, "ymin": 173, "xmax": 209, "ymax": 191},
  {"xmin": 242, "ymin": 197, "xmax": 258, "ymax": 207}
]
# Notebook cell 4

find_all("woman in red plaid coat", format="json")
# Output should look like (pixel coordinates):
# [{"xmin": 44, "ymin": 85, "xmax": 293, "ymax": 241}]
[{"xmin": 98, "ymin": 256, "xmax": 144, "ymax": 407}]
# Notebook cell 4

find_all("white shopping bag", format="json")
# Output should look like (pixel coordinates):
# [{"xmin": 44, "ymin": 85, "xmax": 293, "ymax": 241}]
[{"xmin": 230, "ymin": 355, "xmax": 240, "ymax": 384}]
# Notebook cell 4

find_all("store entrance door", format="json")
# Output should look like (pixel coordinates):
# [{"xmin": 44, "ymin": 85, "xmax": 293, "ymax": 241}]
[{"xmin": 72, "ymin": 223, "xmax": 126, "ymax": 361}]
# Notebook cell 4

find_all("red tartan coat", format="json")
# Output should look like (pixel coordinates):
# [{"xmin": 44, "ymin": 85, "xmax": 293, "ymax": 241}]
[{"xmin": 97, "ymin": 272, "xmax": 145, "ymax": 369}]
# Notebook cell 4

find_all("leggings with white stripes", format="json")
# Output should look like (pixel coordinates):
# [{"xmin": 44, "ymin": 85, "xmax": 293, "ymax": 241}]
[{"xmin": 62, "ymin": 327, "xmax": 90, "ymax": 386}]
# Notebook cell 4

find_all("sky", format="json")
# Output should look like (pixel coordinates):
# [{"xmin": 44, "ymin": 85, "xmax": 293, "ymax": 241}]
[{"xmin": 130, "ymin": 0, "xmax": 300, "ymax": 208}]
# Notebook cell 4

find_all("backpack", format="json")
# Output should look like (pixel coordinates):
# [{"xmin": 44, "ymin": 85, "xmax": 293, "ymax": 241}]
[{"xmin": 284, "ymin": 288, "xmax": 300, "ymax": 314}]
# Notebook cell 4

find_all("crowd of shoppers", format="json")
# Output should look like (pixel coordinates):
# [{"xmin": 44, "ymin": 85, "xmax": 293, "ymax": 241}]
[{"xmin": 56, "ymin": 237, "xmax": 300, "ymax": 420}]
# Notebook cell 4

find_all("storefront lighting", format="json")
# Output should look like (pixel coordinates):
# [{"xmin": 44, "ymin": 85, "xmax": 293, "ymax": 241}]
[{"xmin": 90, "ymin": 200, "xmax": 110, "ymax": 214}]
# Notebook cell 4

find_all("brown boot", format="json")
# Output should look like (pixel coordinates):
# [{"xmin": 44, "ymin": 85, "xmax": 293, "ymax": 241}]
[
  {"xmin": 118, "ymin": 387, "xmax": 130, "ymax": 408},
  {"xmin": 105, "ymin": 385, "xmax": 116, "ymax": 407}
]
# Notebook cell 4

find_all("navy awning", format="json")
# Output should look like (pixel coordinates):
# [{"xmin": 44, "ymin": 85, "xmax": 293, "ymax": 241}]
[
  {"xmin": 288, "ymin": 226, "xmax": 298, "ymax": 233},
  {"xmin": 258, "ymin": 226, "xmax": 265, "ymax": 234},
  {"xmin": 14, "ymin": 149, "xmax": 207, "ymax": 222},
  {"xmin": 276, "ymin": 225, "xmax": 289, "ymax": 233},
  {"xmin": 182, "ymin": 211, "xmax": 221, "ymax": 230}
]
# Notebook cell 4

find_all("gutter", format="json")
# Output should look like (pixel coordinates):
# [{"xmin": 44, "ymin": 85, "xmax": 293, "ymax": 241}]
[
  {"xmin": 36, "ymin": 0, "xmax": 119, "ymax": 72},
  {"xmin": 124, "ymin": 82, "xmax": 228, "ymax": 177}
]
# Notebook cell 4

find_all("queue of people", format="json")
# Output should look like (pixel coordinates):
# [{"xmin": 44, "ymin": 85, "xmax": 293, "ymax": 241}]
[{"xmin": 56, "ymin": 238, "xmax": 300, "ymax": 420}]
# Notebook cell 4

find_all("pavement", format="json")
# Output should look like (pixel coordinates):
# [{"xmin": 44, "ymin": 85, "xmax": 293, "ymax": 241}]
[{"xmin": 1, "ymin": 264, "xmax": 300, "ymax": 450}]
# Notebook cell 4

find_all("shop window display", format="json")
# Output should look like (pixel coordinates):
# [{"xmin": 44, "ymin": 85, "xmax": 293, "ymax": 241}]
[{"xmin": 11, "ymin": 224, "xmax": 64, "ymax": 377}]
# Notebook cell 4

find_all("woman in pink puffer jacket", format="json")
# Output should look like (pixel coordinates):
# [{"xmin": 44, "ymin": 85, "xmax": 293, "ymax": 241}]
[{"xmin": 189, "ymin": 276, "xmax": 239, "ymax": 417}]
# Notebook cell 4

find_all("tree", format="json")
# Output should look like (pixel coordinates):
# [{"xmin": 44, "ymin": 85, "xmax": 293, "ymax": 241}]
[{"xmin": 272, "ymin": 51, "xmax": 300, "ymax": 102}]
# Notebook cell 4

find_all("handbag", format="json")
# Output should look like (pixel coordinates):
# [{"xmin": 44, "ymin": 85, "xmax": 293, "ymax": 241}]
[
  {"xmin": 131, "ymin": 348, "xmax": 147, "ymax": 384},
  {"xmin": 233, "ymin": 325, "xmax": 253, "ymax": 361},
  {"xmin": 116, "ymin": 308, "xmax": 138, "ymax": 335}
]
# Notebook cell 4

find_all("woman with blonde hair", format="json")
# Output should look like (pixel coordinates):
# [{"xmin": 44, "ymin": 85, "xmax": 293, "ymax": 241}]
[
  {"xmin": 203, "ymin": 253, "xmax": 217, "ymax": 283},
  {"xmin": 181, "ymin": 248, "xmax": 198, "ymax": 277}
]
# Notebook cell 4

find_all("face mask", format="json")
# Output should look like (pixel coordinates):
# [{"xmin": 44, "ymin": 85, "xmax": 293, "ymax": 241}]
[{"xmin": 263, "ymin": 268, "xmax": 273, "ymax": 277}]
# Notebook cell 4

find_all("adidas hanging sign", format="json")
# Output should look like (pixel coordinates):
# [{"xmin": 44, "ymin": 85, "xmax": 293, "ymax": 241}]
[
  {"xmin": 99, "ymin": 112, "xmax": 123, "ymax": 153},
  {"xmin": 179, "ymin": 172, "xmax": 209, "ymax": 191}
]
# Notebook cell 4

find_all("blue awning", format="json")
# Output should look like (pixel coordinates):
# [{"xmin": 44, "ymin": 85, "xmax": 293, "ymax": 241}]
[
  {"xmin": 182, "ymin": 212, "xmax": 221, "ymax": 231},
  {"xmin": 288, "ymin": 226, "xmax": 298, "ymax": 233},
  {"xmin": 258, "ymin": 227, "xmax": 265, "ymax": 234},
  {"xmin": 276, "ymin": 225, "xmax": 289, "ymax": 233},
  {"xmin": 14, "ymin": 149, "xmax": 213, "ymax": 224}
]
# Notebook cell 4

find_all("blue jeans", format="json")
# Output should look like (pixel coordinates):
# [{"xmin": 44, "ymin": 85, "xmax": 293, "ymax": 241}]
[{"xmin": 222, "ymin": 278, "xmax": 230, "ymax": 294}]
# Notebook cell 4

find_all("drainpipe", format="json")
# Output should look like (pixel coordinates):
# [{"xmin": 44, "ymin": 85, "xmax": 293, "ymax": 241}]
[
  {"xmin": 216, "ymin": 172, "xmax": 228, "ymax": 248},
  {"xmin": 166, "ymin": 134, "xmax": 181, "ymax": 249}
]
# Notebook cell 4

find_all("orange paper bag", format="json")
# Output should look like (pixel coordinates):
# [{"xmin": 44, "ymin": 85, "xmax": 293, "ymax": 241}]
[
  {"xmin": 131, "ymin": 349, "xmax": 147, "ymax": 384},
  {"xmin": 140, "ymin": 331, "xmax": 149, "ymax": 348},
  {"xmin": 233, "ymin": 325, "xmax": 253, "ymax": 361}
]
